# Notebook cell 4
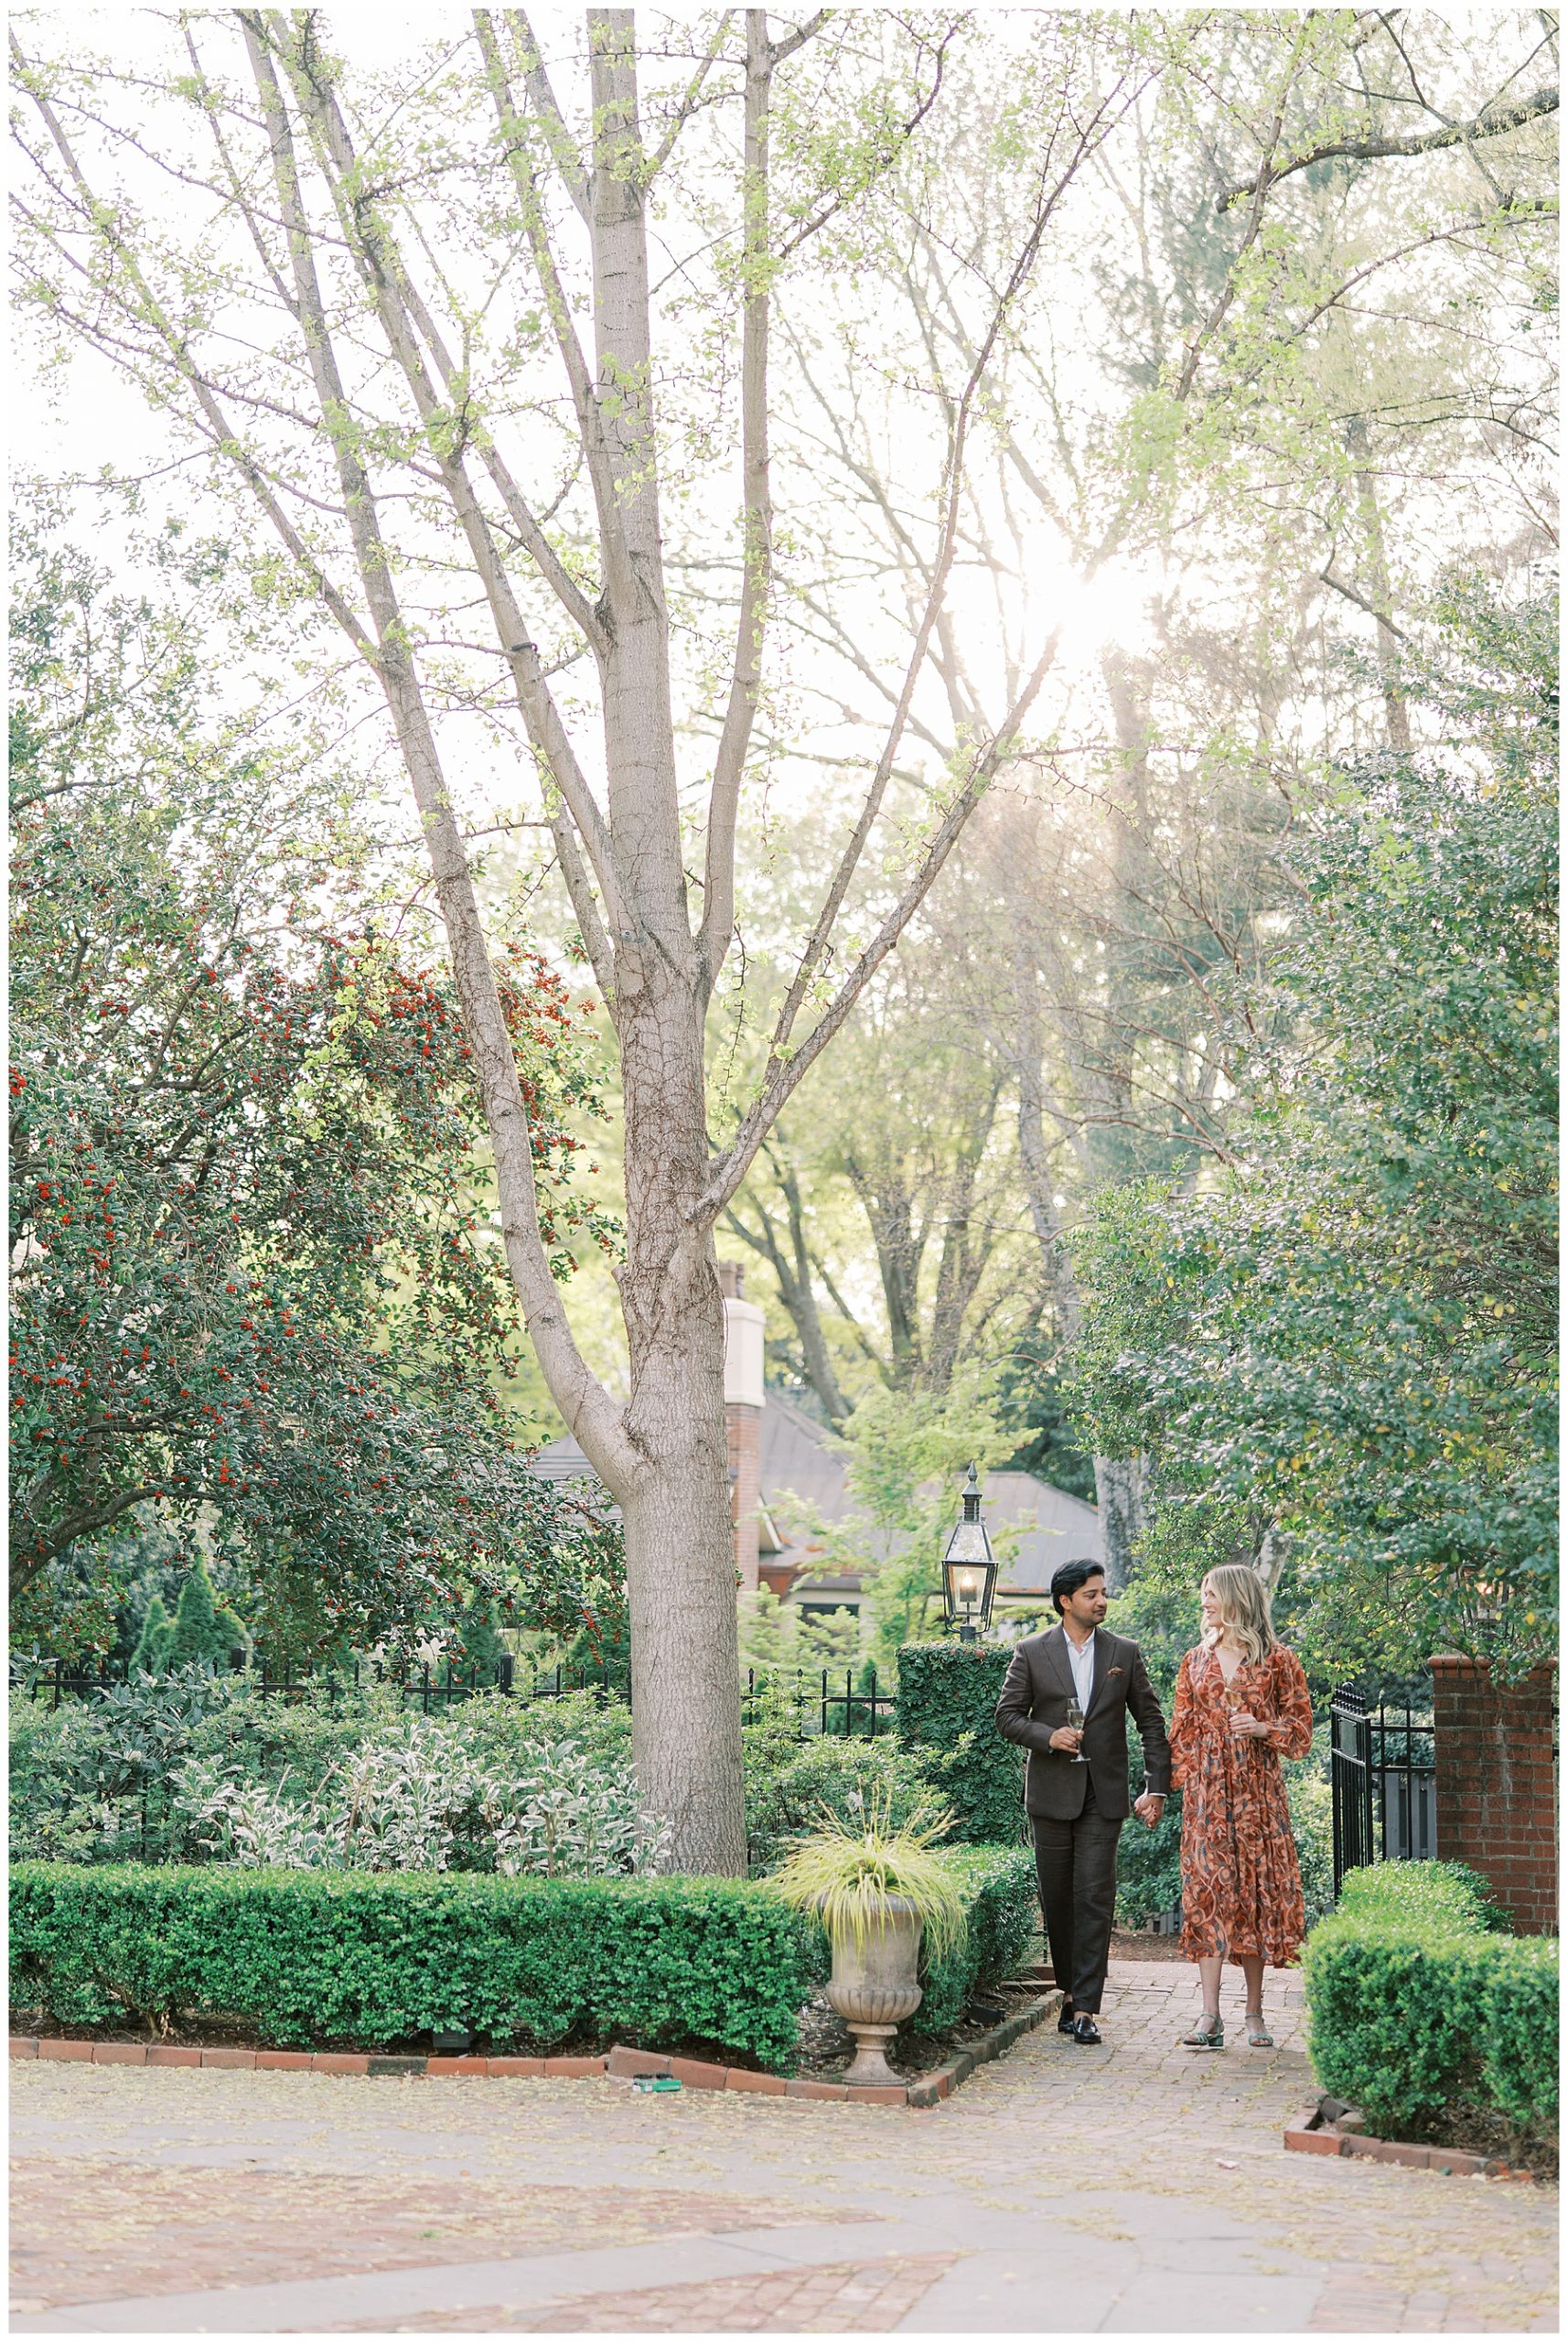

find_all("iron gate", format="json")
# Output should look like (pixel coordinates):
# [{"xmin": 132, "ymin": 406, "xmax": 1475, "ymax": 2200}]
[{"xmin": 1330, "ymin": 1687, "xmax": 1437, "ymax": 1896}]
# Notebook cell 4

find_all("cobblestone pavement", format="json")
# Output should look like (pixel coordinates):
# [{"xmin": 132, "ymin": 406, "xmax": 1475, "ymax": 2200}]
[{"xmin": 11, "ymin": 1961, "xmax": 1558, "ymax": 2334}]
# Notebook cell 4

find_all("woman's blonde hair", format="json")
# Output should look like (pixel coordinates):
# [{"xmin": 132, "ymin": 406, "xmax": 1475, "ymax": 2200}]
[{"xmin": 1202, "ymin": 1563, "xmax": 1280, "ymax": 1666}]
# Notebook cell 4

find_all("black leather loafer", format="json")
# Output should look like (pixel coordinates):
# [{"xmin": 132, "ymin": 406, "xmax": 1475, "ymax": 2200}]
[
  {"xmin": 1057, "ymin": 2001, "xmax": 1076, "ymax": 2035},
  {"xmin": 1071, "ymin": 2014, "xmax": 1102, "ymax": 2047}
]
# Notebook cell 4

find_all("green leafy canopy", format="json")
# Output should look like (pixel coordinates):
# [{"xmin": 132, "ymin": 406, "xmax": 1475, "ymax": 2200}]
[
  {"xmin": 1068, "ymin": 585, "xmax": 1556, "ymax": 1677},
  {"xmin": 11, "ymin": 519, "xmax": 624, "ymax": 1660}
]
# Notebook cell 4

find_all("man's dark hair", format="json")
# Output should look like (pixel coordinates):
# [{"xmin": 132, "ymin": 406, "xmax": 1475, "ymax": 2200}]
[{"xmin": 1051, "ymin": 1558, "xmax": 1106, "ymax": 1617}]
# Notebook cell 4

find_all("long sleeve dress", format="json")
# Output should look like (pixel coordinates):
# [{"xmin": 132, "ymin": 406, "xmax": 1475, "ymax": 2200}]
[{"xmin": 1169, "ymin": 1641, "xmax": 1315, "ymax": 1967}]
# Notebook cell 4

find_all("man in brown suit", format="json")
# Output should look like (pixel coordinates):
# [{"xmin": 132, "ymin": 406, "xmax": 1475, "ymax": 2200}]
[{"xmin": 994, "ymin": 1558, "xmax": 1170, "ymax": 2045}]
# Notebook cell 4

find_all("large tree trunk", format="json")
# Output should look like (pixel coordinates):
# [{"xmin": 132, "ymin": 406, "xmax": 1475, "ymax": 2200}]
[
  {"xmin": 611, "ymin": 945, "xmax": 746, "ymax": 1872},
  {"xmin": 618, "ymin": 1280, "xmax": 746, "ymax": 1876}
]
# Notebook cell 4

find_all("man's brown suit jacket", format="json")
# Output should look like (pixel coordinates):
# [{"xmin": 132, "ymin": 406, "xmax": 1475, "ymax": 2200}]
[{"xmin": 994, "ymin": 1624, "xmax": 1171, "ymax": 1821}]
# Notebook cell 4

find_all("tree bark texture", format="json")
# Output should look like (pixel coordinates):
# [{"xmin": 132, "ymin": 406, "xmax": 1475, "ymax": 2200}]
[{"xmin": 1093, "ymin": 1454, "xmax": 1147, "ymax": 1595}]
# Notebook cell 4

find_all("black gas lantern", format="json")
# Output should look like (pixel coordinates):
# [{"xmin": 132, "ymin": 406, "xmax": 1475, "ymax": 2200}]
[{"xmin": 941, "ymin": 1463, "xmax": 998, "ymax": 1641}]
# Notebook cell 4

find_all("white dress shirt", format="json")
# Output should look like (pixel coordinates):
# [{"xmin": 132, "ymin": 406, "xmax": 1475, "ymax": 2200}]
[{"xmin": 1064, "ymin": 1626, "xmax": 1097, "ymax": 1716}]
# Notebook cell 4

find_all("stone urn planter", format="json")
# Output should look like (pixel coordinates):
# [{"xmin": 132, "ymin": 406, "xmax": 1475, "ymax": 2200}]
[
  {"xmin": 823, "ymin": 1893, "xmax": 924, "ymax": 2084},
  {"xmin": 771, "ymin": 1790, "xmax": 967, "ymax": 2090}
]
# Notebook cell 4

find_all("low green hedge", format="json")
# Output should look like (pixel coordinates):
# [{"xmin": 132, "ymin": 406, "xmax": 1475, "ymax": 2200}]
[
  {"xmin": 10, "ymin": 1860, "xmax": 825, "ymax": 2074},
  {"xmin": 897, "ymin": 1644, "xmax": 1024, "ymax": 1844},
  {"xmin": 917, "ymin": 1844, "xmax": 1037, "ymax": 2034},
  {"xmin": 11, "ymin": 1846, "xmax": 1038, "ymax": 2075},
  {"xmin": 1337, "ymin": 1857, "xmax": 1499, "ymax": 1933},
  {"xmin": 1304, "ymin": 1862, "xmax": 1556, "ymax": 2143}
]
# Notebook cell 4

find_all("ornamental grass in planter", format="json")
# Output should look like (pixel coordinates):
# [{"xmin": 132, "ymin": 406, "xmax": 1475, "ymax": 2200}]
[{"xmin": 773, "ymin": 1793, "xmax": 966, "ymax": 2084}]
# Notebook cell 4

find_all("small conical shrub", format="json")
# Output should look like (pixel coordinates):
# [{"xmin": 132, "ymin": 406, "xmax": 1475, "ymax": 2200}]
[
  {"xmin": 214, "ymin": 1603, "xmax": 248, "ymax": 1664},
  {"xmin": 168, "ymin": 1555, "xmax": 245, "ymax": 1670},
  {"xmin": 128, "ymin": 1594, "xmax": 176, "ymax": 1677},
  {"xmin": 457, "ymin": 1595, "xmax": 510, "ymax": 1678}
]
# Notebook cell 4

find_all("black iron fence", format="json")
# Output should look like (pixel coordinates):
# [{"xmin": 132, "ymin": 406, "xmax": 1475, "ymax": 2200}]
[
  {"xmin": 15, "ymin": 1653, "xmax": 896, "ymax": 1739},
  {"xmin": 741, "ymin": 1665, "xmax": 895, "ymax": 1739},
  {"xmin": 12, "ymin": 1653, "xmax": 610, "ymax": 1713},
  {"xmin": 1329, "ymin": 1687, "xmax": 1437, "ymax": 1896}
]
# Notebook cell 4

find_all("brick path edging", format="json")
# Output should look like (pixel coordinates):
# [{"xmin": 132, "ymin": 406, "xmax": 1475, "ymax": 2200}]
[
  {"xmin": 9, "ymin": 1994, "xmax": 1058, "ymax": 2108},
  {"xmin": 1284, "ymin": 2091, "xmax": 1540, "ymax": 2180}
]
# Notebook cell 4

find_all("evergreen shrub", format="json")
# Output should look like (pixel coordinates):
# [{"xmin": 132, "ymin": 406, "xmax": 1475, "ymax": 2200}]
[
  {"xmin": 897, "ymin": 1643, "xmax": 1024, "ymax": 1844},
  {"xmin": 166, "ymin": 1557, "xmax": 247, "ymax": 1671},
  {"xmin": 10, "ymin": 1860, "xmax": 826, "ymax": 2072},
  {"xmin": 128, "ymin": 1595, "xmax": 175, "ymax": 1677},
  {"xmin": 1304, "ymin": 1861, "xmax": 1556, "ymax": 2143},
  {"xmin": 915, "ymin": 1845, "xmax": 1037, "ymax": 2034},
  {"xmin": 746, "ymin": 1736, "xmax": 940, "ymax": 1875}
]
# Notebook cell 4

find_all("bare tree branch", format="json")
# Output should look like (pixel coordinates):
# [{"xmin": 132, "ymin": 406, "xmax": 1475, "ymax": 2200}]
[
  {"xmin": 699, "ymin": 10, "xmax": 773, "ymax": 995},
  {"xmin": 501, "ymin": 8, "xmax": 591, "ymax": 222},
  {"xmin": 702, "ymin": 624, "xmax": 1062, "ymax": 1219},
  {"xmin": 237, "ymin": 10, "xmax": 631, "ymax": 1477},
  {"xmin": 762, "ymin": 60, "xmax": 1143, "ymax": 1088},
  {"xmin": 645, "ymin": 9, "xmax": 736, "ymax": 186},
  {"xmin": 1215, "ymin": 80, "xmax": 1559, "ymax": 211},
  {"xmin": 275, "ymin": 20, "xmax": 623, "ymax": 979}
]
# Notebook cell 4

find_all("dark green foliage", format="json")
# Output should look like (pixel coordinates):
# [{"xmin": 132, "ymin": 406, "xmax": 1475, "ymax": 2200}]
[
  {"xmin": 1304, "ymin": 1861, "xmax": 1556, "ymax": 2142},
  {"xmin": 1103, "ymin": 1575, "xmax": 1196, "ymax": 1708},
  {"xmin": 914, "ymin": 1846, "xmax": 1037, "ymax": 2034},
  {"xmin": 10, "ymin": 1860, "xmax": 828, "ymax": 2072},
  {"xmin": 1069, "ymin": 587, "xmax": 1556, "ymax": 1677},
  {"xmin": 746, "ymin": 1736, "xmax": 941, "ymax": 1875},
  {"xmin": 1113, "ymin": 1796, "xmax": 1184, "ymax": 1928},
  {"xmin": 1477, "ymin": 1939, "xmax": 1560, "ymax": 2133},
  {"xmin": 128, "ymin": 1595, "xmax": 175, "ymax": 1678},
  {"xmin": 167, "ymin": 1557, "xmax": 245, "ymax": 1671},
  {"xmin": 9, "ymin": 1847, "xmax": 1036, "ymax": 2069},
  {"xmin": 994, "ymin": 1341, "xmax": 1096, "ymax": 1501},
  {"xmin": 897, "ymin": 1644, "xmax": 1024, "ymax": 1844}
]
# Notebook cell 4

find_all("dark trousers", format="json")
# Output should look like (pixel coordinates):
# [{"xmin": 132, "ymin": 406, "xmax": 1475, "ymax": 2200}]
[{"xmin": 1031, "ymin": 1778, "xmax": 1123, "ymax": 2014}]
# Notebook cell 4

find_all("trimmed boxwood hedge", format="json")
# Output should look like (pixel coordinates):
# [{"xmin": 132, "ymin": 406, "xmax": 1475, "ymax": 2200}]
[
  {"xmin": 1304, "ymin": 1862, "xmax": 1557, "ymax": 2141},
  {"xmin": 10, "ymin": 1861, "xmax": 827, "ymax": 2073},
  {"xmin": 897, "ymin": 1643, "xmax": 1024, "ymax": 1844},
  {"xmin": 11, "ymin": 1847, "xmax": 1038, "ymax": 2075},
  {"xmin": 917, "ymin": 1845, "xmax": 1037, "ymax": 2033}
]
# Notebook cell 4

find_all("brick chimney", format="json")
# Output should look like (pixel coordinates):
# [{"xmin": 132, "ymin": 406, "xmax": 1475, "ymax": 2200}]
[{"xmin": 720, "ymin": 1262, "xmax": 765, "ymax": 1591}]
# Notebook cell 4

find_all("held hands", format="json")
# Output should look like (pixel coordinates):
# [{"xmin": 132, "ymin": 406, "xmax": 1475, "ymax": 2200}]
[
  {"xmin": 1133, "ymin": 1791, "xmax": 1165, "ymax": 1831},
  {"xmin": 1229, "ymin": 1708, "xmax": 1273, "ymax": 1741}
]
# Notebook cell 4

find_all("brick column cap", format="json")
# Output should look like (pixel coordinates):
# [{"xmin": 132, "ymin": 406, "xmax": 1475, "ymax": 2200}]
[{"xmin": 1427, "ymin": 1652, "xmax": 1557, "ymax": 1676}]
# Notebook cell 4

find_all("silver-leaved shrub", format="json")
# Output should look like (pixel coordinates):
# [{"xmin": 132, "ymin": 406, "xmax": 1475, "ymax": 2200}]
[{"xmin": 171, "ymin": 1718, "xmax": 665, "ymax": 1878}]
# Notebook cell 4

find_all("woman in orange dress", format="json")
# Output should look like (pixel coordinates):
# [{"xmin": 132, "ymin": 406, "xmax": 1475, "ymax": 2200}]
[{"xmin": 1169, "ymin": 1563, "xmax": 1315, "ymax": 2050}]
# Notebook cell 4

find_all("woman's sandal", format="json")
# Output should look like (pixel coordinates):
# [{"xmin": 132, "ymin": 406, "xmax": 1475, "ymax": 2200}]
[
  {"xmin": 1242, "ymin": 2013, "xmax": 1275, "ymax": 2048},
  {"xmin": 1181, "ymin": 2014, "xmax": 1225, "ymax": 2050}
]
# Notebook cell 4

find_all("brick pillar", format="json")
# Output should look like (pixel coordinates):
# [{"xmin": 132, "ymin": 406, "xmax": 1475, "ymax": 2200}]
[
  {"xmin": 720, "ymin": 1262, "xmax": 765, "ymax": 1593},
  {"xmin": 1429, "ymin": 1656, "xmax": 1557, "ymax": 1934}
]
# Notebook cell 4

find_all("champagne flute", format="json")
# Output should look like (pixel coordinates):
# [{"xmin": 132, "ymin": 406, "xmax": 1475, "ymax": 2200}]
[{"xmin": 1065, "ymin": 1698, "xmax": 1089, "ymax": 1763}]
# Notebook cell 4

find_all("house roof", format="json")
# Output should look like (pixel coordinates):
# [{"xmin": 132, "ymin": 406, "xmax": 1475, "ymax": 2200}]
[
  {"xmin": 757, "ymin": 1391, "xmax": 1102, "ymax": 1594},
  {"xmin": 532, "ymin": 1391, "xmax": 1101, "ymax": 1595}
]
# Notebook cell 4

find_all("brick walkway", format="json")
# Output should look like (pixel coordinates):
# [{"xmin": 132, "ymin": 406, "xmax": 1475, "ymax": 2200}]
[
  {"xmin": 10, "ymin": 1960, "xmax": 1558, "ymax": 2334},
  {"xmin": 317, "ymin": 2256, "xmax": 963, "ymax": 2332}
]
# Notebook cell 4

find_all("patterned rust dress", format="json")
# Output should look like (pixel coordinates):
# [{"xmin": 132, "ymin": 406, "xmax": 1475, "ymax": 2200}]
[{"xmin": 1170, "ymin": 1642, "xmax": 1315, "ymax": 1966}]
